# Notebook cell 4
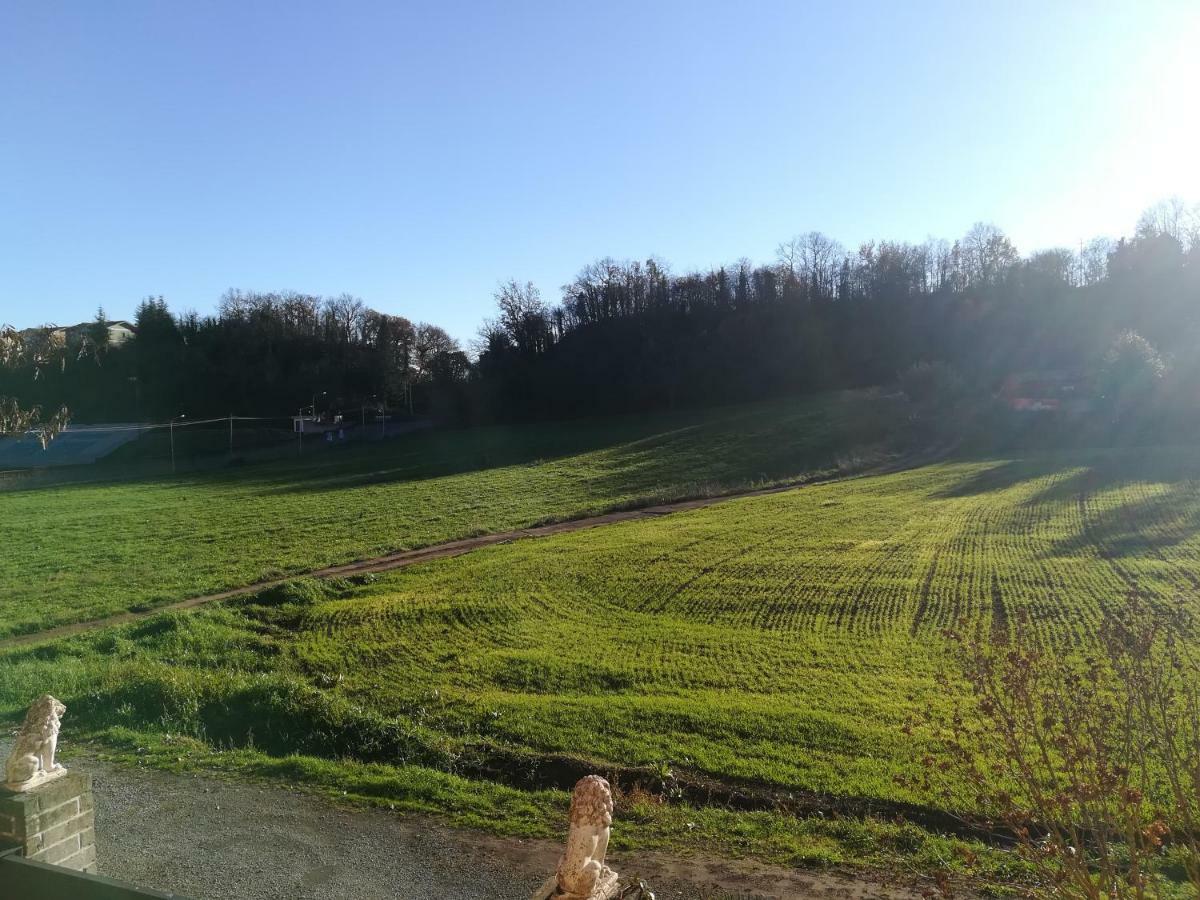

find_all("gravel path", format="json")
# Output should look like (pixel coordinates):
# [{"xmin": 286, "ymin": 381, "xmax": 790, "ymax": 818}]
[
  {"xmin": 65, "ymin": 757, "xmax": 930, "ymax": 899},
  {"xmin": 88, "ymin": 757, "xmax": 547, "ymax": 899},
  {"xmin": 0, "ymin": 734, "xmax": 935, "ymax": 900}
]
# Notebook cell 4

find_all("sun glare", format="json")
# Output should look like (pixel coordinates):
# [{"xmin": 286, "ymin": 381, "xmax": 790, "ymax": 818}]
[
  {"xmin": 5, "ymin": 4, "xmax": 1200, "ymax": 897},
  {"xmin": 1117, "ymin": 16, "xmax": 1200, "ymax": 201}
]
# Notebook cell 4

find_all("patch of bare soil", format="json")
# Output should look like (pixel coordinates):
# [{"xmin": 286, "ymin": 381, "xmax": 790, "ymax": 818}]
[{"xmin": 613, "ymin": 849, "xmax": 940, "ymax": 899}]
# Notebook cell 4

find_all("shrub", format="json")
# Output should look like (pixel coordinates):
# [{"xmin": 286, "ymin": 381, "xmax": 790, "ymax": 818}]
[
  {"xmin": 1097, "ymin": 331, "xmax": 1166, "ymax": 417},
  {"xmin": 898, "ymin": 361, "xmax": 967, "ymax": 410},
  {"xmin": 926, "ymin": 594, "xmax": 1200, "ymax": 897}
]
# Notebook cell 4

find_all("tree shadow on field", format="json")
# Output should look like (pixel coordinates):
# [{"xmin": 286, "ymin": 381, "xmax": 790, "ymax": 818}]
[
  {"xmin": 252, "ymin": 413, "xmax": 719, "ymax": 497},
  {"xmin": 929, "ymin": 458, "xmax": 1053, "ymax": 499},
  {"xmin": 932, "ymin": 448, "xmax": 1200, "ymax": 501},
  {"xmin": 1, "ymin": 394, "xmax": 885, "ymax": 501},
  {"xmin": 1045, "ymin": 479, "xmax": 1200, "ymax": 561},
  {"xmin": 1, "ymin": 408, "xmax": 717, "ymax": 498},
  {"xmin": 570, "ymin": 396, "xmax": 900, "ymax": 505},
  {"xmin": 251, "ymin": 394, "xmax": 873, "ymax": 499},
  {"xmin": 933, "ymin": 449, "xmax": 1200, "ymax": 562}
]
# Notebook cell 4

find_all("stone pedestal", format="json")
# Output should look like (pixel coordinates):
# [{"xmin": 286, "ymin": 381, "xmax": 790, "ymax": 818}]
[
  {"xmin": 532, "ymin": 867, "xmax": 620, "ymax": 900},
  {"xmin": 0, "ymin": 771, "xmax": 96, "ymax": 872}
]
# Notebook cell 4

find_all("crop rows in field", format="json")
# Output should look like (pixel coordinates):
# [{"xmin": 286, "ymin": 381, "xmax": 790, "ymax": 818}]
[
  {"xmin": 264, "ymin": 448, "xmax": 1200, "ymax": 804},
  {"xmin": 6, "ymin": 444, "xmax": 1199, "ymax": 825}
]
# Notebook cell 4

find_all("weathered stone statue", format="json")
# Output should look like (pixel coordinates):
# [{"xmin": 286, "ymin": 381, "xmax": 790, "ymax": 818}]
[
  {"xmin": 533, "ymin": 775, "xmax": 620, "ymax": 900},
  {"xmin": 3, "ymin": 694, "xmax": 67, "ymax": 792}
]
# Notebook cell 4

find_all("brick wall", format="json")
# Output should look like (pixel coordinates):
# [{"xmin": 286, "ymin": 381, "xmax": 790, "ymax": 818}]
[{"xmin": 0, "ymin": 772, "xmax": 97, "ymax": 872}]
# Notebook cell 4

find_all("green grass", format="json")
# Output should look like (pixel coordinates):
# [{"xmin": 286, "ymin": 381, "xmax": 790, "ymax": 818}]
[
  {"xmin": 0, "ymin": 391, "xmax": 900, "ymax": 637},
  {"xmin": 8, "ymin": 443, "xmax": 1200, "ymax": 885}
]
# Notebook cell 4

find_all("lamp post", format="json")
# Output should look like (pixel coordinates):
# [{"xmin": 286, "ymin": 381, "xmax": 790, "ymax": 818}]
[
  {"xmin": 299, "ymin": 393, "xmax": 325, "ymax": 454},
  {"xmin": 169, "ymin": 414, "xmax": 186, "ymax": 474},
  {"xmin": 366, "ymin": 394, "xmax": 379, "ymax": 439}
]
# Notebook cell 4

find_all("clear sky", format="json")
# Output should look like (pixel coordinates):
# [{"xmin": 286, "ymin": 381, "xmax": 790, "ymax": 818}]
[{"xmin": 2, "ymin": 1, "xmax": 1198, "ymax": 341}]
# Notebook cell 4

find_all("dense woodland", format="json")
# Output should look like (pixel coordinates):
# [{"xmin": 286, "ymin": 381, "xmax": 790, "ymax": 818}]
[{"xmin": 3, "ymin": 199, "xmax": 1199, "ymax": 432}]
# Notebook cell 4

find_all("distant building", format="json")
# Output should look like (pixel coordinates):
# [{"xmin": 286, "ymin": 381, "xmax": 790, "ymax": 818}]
[
  {"xmin": 102, "ymin": 320, "xmax": 136, "ymax": 345},
  {"xmin": 34, "ymin": 320, "xmax": 137, "ymax": 347},
  {"xmin": 292, "ymin": 414, "xmax": 343, "ymax": 434},
  {"xmin": 998, "ymin": 371, "xmax": 1092, "ymax": 413}
]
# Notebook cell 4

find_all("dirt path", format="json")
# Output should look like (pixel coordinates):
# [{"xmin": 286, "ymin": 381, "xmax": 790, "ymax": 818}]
[
  {"xmin": 74, "ymin": 753, "xmax": 932, "ymax": 899},
  {"xmin": 1, "ymin": 455, "xmax": 933, "ymax": 651}
]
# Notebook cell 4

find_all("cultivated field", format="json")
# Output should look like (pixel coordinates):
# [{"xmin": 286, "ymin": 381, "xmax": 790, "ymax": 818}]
[
  {"xmin": 0, "ymin": 392, "xmax": 898, "ymax": 637},
  {"xmin": 4, "ymin": 443, "xmax": 1199, "ymax": 879}
]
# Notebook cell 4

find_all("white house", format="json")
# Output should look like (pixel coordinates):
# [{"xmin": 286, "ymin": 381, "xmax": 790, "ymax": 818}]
[
  {"xmin": 45, "ymin": 320, "xmax": 137, "ymax": 347},
  {"xmin": 104, "ymin": 321, "xmax": 136, "ymax": 345}
]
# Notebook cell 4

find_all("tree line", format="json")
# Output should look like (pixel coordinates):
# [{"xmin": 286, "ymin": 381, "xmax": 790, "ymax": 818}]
[
  {"xmin": 475, "ymin": 199, "xmax": 1199, "ymax": 423},
  {"xmin": 0, "ymin": 292, "xmax": 469, "ymax": 424},
  {"xmin": 2, "ymin": 198, "xmax": 1198, "ymax": 431}
]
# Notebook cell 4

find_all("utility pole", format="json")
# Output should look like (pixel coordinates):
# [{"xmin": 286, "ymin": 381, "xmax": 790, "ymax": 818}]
[
  {"xmin": 228, "ymin": 413, "xmax": 234, "ymax": 461},
  {"xmin": 297, "ymin": 409, "xmax": 303, "ymax": 455}
]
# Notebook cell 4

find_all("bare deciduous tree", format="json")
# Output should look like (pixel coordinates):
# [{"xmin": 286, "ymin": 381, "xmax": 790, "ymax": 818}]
[
  {"xmin": 1137, "ymin": 197, "xmax": 1200, "ymax": 250},
  {"xmin": 494, "ymin": 280, "xmax": 551, "ymax": 355},
  {"xmin": 0, "ymin": 325, "xmax": 71, "ymax": 446},
  {"xmin": 959, "ymin": 222, "xmax": 1019, "ymax": 288},
  {"xmin": 776, "ymin": 231, "xmax": 845, "ymax": 298},
  {"xmin": 1078, "ymin": 237, "xmax": 1115, "ymax": 286}
]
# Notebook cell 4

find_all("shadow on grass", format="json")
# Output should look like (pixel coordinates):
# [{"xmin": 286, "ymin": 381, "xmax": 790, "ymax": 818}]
[
  {"xmin": 0, "ymin": 406, "xmax": 718, "ymax": 497},
  {"xmin": 253, "ymin": 417, "xmax": 714, "ymax": 497},
  {"xmin": 0, "ymin": 392, "xmax": 897, "ymax": 502},
  {"xmin": 1047, "ymin": 483, "xmax": 1200, "ymax": 561},
  {"xmin": 931, "ymin": 448, "xmax": 1200, "ymax": 563},
  {"xmin": 933, "ymin": 448, "xmax": 1200, "ymax": 499},
  {"xmin": 928, "ymin": 459, "xmax": 1047, "ymax": 499},
  {"xmin": 251, "ymin": 393, "xmax": 892, "ymax": 499}
]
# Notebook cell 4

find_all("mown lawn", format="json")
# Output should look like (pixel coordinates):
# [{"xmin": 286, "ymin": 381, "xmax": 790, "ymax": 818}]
[
  {"xmin": 0, "ymin": 391, "xmax": 898, "ymax": 636},
  {"xmin": 5, "ymin": 445, "xmax": 1199, "ymax": 884}
]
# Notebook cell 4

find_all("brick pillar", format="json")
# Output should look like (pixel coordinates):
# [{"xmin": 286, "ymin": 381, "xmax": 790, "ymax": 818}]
[{"xmin": 0, "ymin": 771, "xmax": 97, "ymax": 872}]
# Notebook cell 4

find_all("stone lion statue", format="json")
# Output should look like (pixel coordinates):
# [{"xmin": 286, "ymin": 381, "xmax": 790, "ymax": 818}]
[
  {"xmin": 551, "ymin": 775, "xmax": 618, "ymax": 899},
  {"xmin": 4, "ymin": 694, "xmax": 67, "ymax": 790}
]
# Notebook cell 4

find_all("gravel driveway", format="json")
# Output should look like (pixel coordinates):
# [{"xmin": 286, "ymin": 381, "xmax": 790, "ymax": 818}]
[
  {"xmin": 88, "ymin": 758, "xmax": 931, "ymax": 899},
  {"xmin": 88, "ymin": 757, "xmax": 551, "ymax": 899},
  {"xmin": 3, "ymin": 741, "xmax": 931, "ymax": 899}
]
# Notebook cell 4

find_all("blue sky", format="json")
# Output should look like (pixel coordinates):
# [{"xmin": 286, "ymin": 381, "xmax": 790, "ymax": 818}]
[{"xmin": 2, "ymin": 1, "xmax": 1198, "ymax": 341}]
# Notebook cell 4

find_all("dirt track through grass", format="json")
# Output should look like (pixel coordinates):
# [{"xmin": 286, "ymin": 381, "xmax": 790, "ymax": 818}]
[
  {"xmin": 0, "ymin": 392, "xmax": 901, "ymax": 637},
  {"xmin": 0, "ymin": 462, "xmax": 907, "ymax": 651}
]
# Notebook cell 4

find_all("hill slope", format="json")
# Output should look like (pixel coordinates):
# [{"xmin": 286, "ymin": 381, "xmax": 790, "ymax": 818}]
[
  {"xmin": 5, "ymin": 445, "xmax": 1199, "ymax": 880},
  {"xmin": 0, "ymin": 391, "xmax": 898, "ymax": 636}
]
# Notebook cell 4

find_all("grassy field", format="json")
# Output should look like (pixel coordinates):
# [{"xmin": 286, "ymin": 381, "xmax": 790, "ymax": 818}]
[
  {"xmin": 0, "ymin": 392, "xmax": 900, "ymax": 637},
  {"xmin": 5, "ymin": 444, "xmax": 1200, "ymax": 884}
]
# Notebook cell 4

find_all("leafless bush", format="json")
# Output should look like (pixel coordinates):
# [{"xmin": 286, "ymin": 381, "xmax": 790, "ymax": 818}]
[{"xmin": 923, "ymin": 592, "xmax": 1200, "ymax": 897}]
